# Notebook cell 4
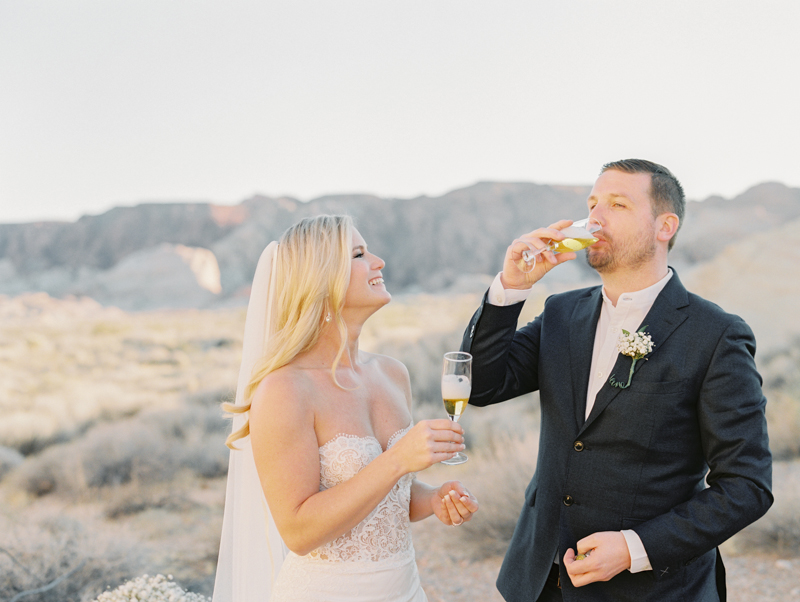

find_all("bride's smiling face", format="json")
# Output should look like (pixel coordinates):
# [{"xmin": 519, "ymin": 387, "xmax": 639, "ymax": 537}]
[{"xmin": 343, "ymin": 229, "xmax": 391, "ymax": 312}]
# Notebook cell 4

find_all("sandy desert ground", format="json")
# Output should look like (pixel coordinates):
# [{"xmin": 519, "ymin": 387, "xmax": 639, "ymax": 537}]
[{"xmin": 1, "ymin": 290, "xmax": 798, "ymax": 601}]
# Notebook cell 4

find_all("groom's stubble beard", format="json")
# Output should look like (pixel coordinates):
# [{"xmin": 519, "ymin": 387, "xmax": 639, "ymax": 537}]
[{"xmin": 587, "ymin": 221, "xmax": 657, "ymax": 274}]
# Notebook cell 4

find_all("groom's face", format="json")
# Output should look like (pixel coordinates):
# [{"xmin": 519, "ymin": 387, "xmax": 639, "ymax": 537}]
[{"xmin": 585, "ymin": 169, "xmax": 659, "ymax": 274}]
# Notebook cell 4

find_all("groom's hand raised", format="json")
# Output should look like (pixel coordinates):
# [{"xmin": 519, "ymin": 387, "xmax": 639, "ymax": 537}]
[
  {"xmin": 563, "ymin": 531, "xmax": 631, "ymax": 587},
  {"xmin": 501, "ymin": 220, "xmax": 577, "ymax": 290}
]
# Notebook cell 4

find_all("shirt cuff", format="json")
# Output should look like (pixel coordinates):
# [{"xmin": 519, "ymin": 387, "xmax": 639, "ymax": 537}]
[
  {"xmin": 621, "ymin": 530, "xmax": 652, "ymax": 573},
  {"xmin": 487, "ymin": 273, "xmax": 532, "ymax": 306}
]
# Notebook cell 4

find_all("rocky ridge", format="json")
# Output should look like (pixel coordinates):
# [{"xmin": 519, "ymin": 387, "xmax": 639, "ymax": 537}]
[{"xmin": 1, "ymin": 181, "xmax": 798, "ymax": 310}]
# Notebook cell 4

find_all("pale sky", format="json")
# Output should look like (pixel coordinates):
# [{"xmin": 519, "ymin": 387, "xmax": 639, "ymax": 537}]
[{"xmin": 1, "ymin": 0, "xmax": 798, "ymax": 224}]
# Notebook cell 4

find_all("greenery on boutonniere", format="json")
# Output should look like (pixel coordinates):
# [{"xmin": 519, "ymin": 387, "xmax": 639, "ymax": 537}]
[{"xmin": 609, "ymin": 325, "xmax": 655, "ymax": 389}]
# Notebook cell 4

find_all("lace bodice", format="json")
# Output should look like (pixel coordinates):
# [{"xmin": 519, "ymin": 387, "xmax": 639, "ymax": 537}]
[{"xmin": 307, "ymin": 424, "xmax": 415, "ymax": 563}]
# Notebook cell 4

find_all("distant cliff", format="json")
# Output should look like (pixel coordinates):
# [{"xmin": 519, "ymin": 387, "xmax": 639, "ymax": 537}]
[{"xmin": 1, "ymin": 181, "xmax": 798, "ymax": 310}]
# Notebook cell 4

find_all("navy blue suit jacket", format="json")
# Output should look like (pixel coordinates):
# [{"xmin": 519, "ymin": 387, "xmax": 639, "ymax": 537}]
[{"xmin": 461, "ymin": 271, "xmax": 772, "ymax": 602}]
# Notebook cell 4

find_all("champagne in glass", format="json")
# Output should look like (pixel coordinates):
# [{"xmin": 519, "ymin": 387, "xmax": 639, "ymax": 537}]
[
  {"xmin": 519, "ymin": 218, "xmax": 601, "ymax": 273},
  {"xmin": 441, "ymin": 351, "xmax": 472, "ymax": 465},
  {"xmin": 443, "ymin": 375, "xmax": 471, "ymax": 419}
]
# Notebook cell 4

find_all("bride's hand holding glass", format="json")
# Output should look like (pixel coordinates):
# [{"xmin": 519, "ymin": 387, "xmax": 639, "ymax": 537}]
[{"xmin": 388, "ymin": 420, "xmax": 466, "ymax": 473}]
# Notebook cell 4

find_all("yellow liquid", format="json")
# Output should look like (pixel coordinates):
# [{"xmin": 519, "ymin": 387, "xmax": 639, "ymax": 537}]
[
  {"xmin": 520, "ymin": 235, "xmax": 599, "ymax": 270},
  {"xmin": 552, "ymin": 236, "xmax": 598, "ymax": 253},
  {"xmin": 443, "ymin": 397, "xmax": 469, "ymax": 418}
]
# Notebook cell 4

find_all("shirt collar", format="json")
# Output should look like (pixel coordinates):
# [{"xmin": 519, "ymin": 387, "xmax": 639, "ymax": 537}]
[{"xmin": 601, "ymin": 268, "xmax": 673, "ymax": 310}]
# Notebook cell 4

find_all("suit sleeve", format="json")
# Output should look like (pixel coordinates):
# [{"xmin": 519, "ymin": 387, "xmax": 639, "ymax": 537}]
[
  {"xmin": 461, "ymin": 293, "xmax": 544, "ymax": 407},
  {"xmin": 634, "ymin": 317, "xmax": 773, "ymax": 575}
]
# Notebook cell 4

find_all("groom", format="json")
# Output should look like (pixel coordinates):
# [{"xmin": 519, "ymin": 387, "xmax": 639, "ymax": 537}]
[{"xmin": 461, "ymin": 159, "xmax": 772, "ymax": 601}]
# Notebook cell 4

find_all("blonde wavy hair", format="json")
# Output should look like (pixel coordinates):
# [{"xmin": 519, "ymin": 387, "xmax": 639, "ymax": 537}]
[{"xmin": 224, "ymin": 215, "xmax": 354, "ymax": 448}]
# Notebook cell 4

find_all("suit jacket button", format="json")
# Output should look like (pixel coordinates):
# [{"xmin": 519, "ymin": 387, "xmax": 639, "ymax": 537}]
[
  {"xmin": 563, "ymin": 495, "xmax": 574, "ymax": 506},
  {"xmin": 573, "ymin": 441, "xmax": 584, "ymax": 452}
]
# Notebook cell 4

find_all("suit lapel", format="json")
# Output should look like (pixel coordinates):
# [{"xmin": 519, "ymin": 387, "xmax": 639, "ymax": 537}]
[
  {"xmin": 578, "ymin": 270, "xmax": 690, "ymax": 436},
  {"xmin": 569, "ymin": 287, "xmax": 603, "ymax": 431}
]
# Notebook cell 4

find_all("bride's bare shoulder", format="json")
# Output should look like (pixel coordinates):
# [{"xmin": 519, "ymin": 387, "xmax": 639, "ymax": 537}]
[
  {"xmin": 362, "ymin": 352, "xmax": 411, "ymax": 394},
  {"xmin": 361, "ymin": 350, "xmax": 407, "ymax": 375},
  {"xmin": 249, "ymin": 365, "xmax": 316, "ymax": 426}
]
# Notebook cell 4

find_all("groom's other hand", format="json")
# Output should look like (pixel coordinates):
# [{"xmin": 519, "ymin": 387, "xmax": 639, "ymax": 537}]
[{"xmin": 563, "ymin": 531, "xmax": 631, "ymax": 587}]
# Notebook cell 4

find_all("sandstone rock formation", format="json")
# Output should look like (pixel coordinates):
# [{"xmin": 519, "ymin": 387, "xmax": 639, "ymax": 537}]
[
  {"xmin": 79, "ymin": 244, "xmax": 223, "ymax": 311},
  {"xmin": 682, "ymin": 216, "xmax": 800, "ymax": 354},
  {"xmin": 1, "ymin": 181, "xmax": 797, "ymax": 310}
]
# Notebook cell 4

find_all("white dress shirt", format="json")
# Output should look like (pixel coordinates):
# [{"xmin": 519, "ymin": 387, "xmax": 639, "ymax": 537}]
[{"xmin": 486, "ymin": 269, "xmax": 674, "ymax": 572}]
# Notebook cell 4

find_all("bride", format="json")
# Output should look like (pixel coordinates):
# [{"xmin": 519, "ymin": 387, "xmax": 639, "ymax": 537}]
[{"xmin": 213, "ymin": 215, "xmax": 478, "ymax": 602}]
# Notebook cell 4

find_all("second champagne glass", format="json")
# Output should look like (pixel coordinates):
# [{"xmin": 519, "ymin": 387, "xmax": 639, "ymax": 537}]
[{"xmin": 440, "ymin": 351, "xmax": 472, "ymax": 466}]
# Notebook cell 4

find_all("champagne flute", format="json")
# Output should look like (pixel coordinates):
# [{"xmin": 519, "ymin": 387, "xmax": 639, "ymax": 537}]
[
  {"xmin": 440, "ymin": 351, "xmax": 472, "ymax": 466},
  {"xmin": 518, "ymin": 218, "xmax": 601, "ymax": 273}
]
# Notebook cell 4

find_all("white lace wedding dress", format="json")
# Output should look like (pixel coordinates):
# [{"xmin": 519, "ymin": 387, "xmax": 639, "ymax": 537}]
[{"xmin": 270, "ymin": 424, "xmax": 427, "ymax": 602}]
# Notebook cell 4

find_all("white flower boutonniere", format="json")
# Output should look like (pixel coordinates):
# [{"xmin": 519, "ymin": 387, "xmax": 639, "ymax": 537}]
[{"xmin": 609, "ymin": 325, "xmax": 654, "ymax": 389}]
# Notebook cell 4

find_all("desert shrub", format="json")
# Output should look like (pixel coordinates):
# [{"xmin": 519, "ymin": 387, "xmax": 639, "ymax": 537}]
[
  {"xmin": 143, "ymin": 406, "xmax": 229, "ymax": 479},
  {"xmin": 8, "ymin": 404, "xmax": 229, "ymax": 500},
  {"xmin": 103, "ymin": 482, "xmax": 203, "ymax": 519},
  {"xmin": 764, "ymin": 389, "xmax": 800, "ymax": 460},
  {"xmin": 375, "ymin": 330, "xmax": 466, "ymax": 405},
  {"xmin": 0, "ymin": 513, "xmax": 149, "ymax": 602},
  {"xmin": 758, "ymin": 337, "xmax": 800, "ymax": 460},
  {"xmin": 0, "ymin": 301, "xmax": 243, "ymax": 461},
  {"xmin": 728, "ymin": 459, "xmax": 800, "ymax": 555},
  {"xmin": 413, "ymin": 397, "xmax": 543, "ymax": 561},
  {"xmin": 450, "ymin": 429, "xmax": 539, "ymax": 559},
  {"xmin": 185, "ymin": 387, "xmax": 235, "ymax": 408},
  {"xmin": 92, "ymin": 574, "xmax": 210, "ymax": 602},
  {"xmin": 0, "ymin": 445, "xmax": 24, "ymax": 481}
]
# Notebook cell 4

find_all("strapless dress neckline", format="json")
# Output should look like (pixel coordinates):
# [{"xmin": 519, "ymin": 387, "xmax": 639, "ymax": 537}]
[{"xmin": 319, "ymin": 423, "xmax": 412, "ymax": 453}]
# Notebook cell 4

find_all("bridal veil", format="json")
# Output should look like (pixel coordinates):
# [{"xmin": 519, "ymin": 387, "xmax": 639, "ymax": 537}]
[{"xmin": 213, "ymin": 242, "xmax": 288, "ymax": 602}]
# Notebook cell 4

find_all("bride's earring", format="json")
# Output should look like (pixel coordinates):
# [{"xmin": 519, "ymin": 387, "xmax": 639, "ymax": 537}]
[{"xmin": 325, "ymin": 312, "xmax": 332, "ymax": 323}]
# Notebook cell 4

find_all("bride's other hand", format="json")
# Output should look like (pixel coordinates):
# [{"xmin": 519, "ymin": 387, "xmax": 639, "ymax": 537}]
[
  {"xmin": 433, "ymin": 481, "xmax": 479, "ymax": 526},
  {"xmin": 390, "ymin": 419, "xmax": 465, "ymax": 473}
]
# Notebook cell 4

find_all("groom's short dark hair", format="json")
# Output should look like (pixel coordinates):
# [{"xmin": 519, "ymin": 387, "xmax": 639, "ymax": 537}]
[{"xmin": 601, "ymin": 159, "xmax": 685, "ymax": 250}]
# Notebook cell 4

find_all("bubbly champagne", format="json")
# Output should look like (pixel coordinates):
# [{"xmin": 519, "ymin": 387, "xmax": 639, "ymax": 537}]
[
  {"xmin": 443, "ymin": 397, "xmax": 469, "ymax": 418},
  {"xmin": 520, "ymin": 221, "xmax": 600, "ymax": 268},
  {"xmin": 442, "ymin": 374, "xmax": 471, "ymax": 421},
  {"xmin": 551, "ymin": 235, "xmax": 598, "ymax": 253}
]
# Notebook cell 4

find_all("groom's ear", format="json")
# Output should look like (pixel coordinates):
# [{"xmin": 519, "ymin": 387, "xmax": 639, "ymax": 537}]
[{"xmin": 656, "ymin": 213, "xmax": 679, "ymax": 244}]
